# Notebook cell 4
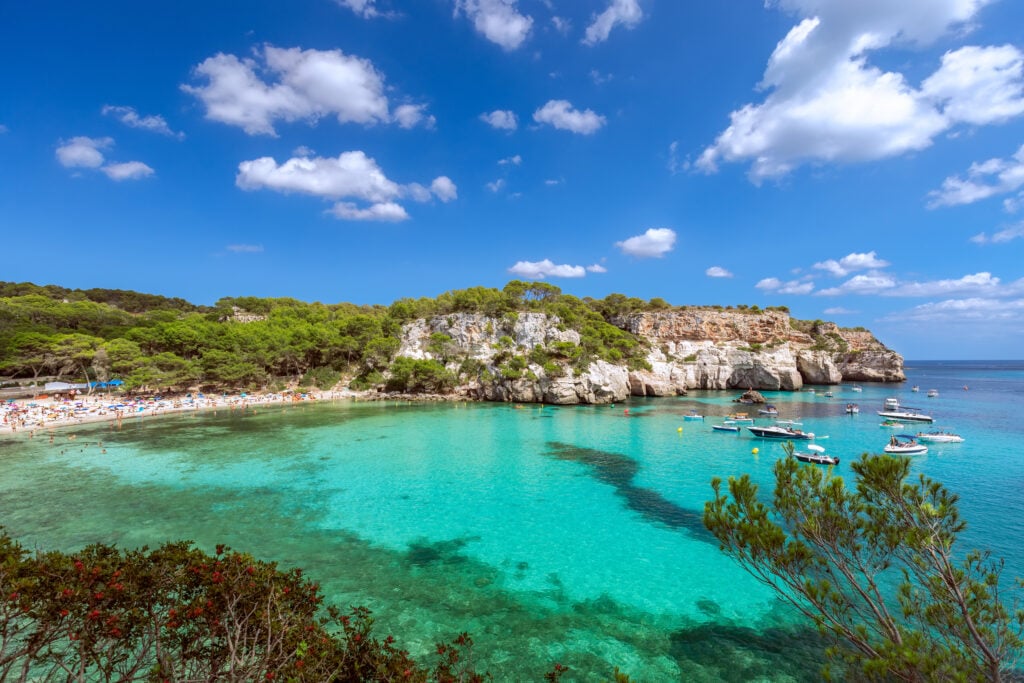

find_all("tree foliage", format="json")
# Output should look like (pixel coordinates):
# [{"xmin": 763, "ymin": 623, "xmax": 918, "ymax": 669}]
[
  {"xmin": 0, "ymin": 530, "xmax": 570, "ymax": 682},
  {"xmin": 703, "ymin": 450, "xmax": 1024, "ymax": 681}
]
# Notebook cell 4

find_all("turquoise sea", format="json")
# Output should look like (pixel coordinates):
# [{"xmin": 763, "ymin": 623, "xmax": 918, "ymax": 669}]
[{"xmin": 2, "ymin": 360, "xmax": 1024, "ymax": 680}]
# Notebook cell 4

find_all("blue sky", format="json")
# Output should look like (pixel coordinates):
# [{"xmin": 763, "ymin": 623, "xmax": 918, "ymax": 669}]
[{"xmin": 2, "ymin": 0, "xmax": 1024, "ymax": 359}]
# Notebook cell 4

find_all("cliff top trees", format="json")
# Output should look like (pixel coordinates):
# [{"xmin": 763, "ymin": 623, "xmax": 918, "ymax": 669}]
[{"xmin": 703, "ymin": 450, "xmax": 1024, "ymax": 681}]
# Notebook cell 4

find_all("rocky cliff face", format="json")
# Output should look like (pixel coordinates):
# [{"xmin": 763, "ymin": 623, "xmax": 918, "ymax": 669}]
[{"xmin": 396, "ymin": 308, "xmax": 903, "ymax": 404}]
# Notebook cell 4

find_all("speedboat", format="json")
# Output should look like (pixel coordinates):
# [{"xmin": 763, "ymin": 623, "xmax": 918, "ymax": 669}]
[
  {"xmin": 915, "ymin": 431, "xmax": 964, "ymax": 443},
  {"xmin": 748, "ymin": 425, "xmax": 814, "ymax": 440},
  {"xmin": 794, "ymin": 444, "xmax": 839, "ymax": 465},
  {"xmin": 877, "ymin": 409, "xmax": 934, "ymax": 423},
  {"xmin": 851, "ymin": 385, "xmax": 863, "ymax": 392},
  {"xmin": 684, "ymin": 409, "xmax": 704, "ymax": 421},
  {"xmin": 884, "ymin": 435, "xmax": 928, "ymax": 455},
  {"xmin": 712, "ymin": 423, "xmax": 741, "ymax": 433},
  {"xmin": 823, "ymin": 391, "xmax": 834, "ymax": 398},
  {"xmin": 883, "ymin": 397, "xmax": 901, "ymax": 410},
  {"xmin": 758, "ymin": 404, "xmax": 779, "ymax": 416},
  {"xmin": 927, "ymin": 389, "xmax": 939, "ymax": 398},
  {"xmin": 911, "ymin": 386, "xmax": 920, "ymax": 392},
  {"xmin": 845, "ymin": 403, "xmax": 859, "ymax": 414}
]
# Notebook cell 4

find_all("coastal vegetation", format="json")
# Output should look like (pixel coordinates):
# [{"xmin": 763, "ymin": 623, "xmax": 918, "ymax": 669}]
[
  {"xmin": 704, "ymin": 450, "xmax": 1024, "ymax": 681},
  {"xmin": 0, "ymin": 530, "xmax": 570, "ymax": 681},
  {"xmin": 0, "ymin": 280, "xmax": 780, "ymax": 395}
]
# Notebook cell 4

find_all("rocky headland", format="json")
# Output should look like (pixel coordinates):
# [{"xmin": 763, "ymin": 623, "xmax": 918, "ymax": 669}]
[{"xmin": 396, "ymin": 308, "xmax": 904, "ymax": 405}]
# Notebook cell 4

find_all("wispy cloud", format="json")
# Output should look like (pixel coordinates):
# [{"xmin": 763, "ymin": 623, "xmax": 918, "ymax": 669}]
[
  {"xmin": 971, "ymin": 221, "xmax": 1024, "ymax": 244},
  {"xmin": 102, "ymin": 105, "xmax": 184, "ymax": 139},
  {"xmin": 928, "ymin": 144, "xmax": 1024, "ymax": 208},
  {"xmin": 227, "ymin": 244, "xmax": 265, "ymax": 253}
]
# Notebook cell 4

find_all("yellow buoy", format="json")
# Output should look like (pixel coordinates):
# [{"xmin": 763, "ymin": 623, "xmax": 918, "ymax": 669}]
[
  {"xmin": 677, "ymin": 427, "xmax": 683, "ymax": 433},
  {"xmin": 752, "ymin": 447, "xmax": 759, "ymax": 455}
]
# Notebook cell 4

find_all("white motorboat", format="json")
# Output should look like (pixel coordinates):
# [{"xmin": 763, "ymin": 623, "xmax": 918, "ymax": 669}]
[
  {"xmin": 794, "ymin": 444, "xmax": 839, "ymax": 465},
  {"xmin": 758, "ymin": 404, "xmax": 779, "ymax": 416},
  {"xmin": 851, "ymin": 385, "xmax": 863, "ymax": 392},
  {"xmin": 884, "ymin": 435, "xmax": 928, "ymax": 455},
  {"xmin": 845, "ymin": 403, "xmax": 859, "ymax": 414},
  {"xmin": 877, "ymin": 410, "xmax": 934, "ymax": 423},
  {"xmin": 915, "ymin": 431, "xmax": 964, "ymax": 443},
  {"xmin": 684, "ymin": 409, "xmax": 704, "ymax": 421},
  {"xmin": 748, "ymin": 425, "xmax": 814, "ymax": 440},
  {"xmin": 927, "ymin": 389, "xmax": 939, "ymax": 398},
  {"xmin": 883, "ymin": 397, "xmax": 901, "ymax": 410},
  {"xmin": 712, "ymin": 423, "xmax": 741, "ymax": 433}
]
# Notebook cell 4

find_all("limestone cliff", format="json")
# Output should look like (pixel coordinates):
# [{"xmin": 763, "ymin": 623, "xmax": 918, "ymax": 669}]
[{"xmin": 395, "ymin": 308, "xmax": 903, "ymax": 404}]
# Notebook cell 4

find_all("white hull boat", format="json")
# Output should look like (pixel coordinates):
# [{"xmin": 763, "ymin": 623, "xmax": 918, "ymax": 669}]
[
  {"xmin": 884, "ymin": 435, "xmax": 928, "ymax": 455},
  {"xmin": 794, "ymin": 444, "xmax": 839, "ymax": 465},
  {"xmin": 749, "ymin": 425, "xmax": 814, "ymax": 440},
  {"xmin": 915, "ymin": 431, "xmax": 964, "ymax": 443},
  {"xmin": 877, "ymin": 410, "xmax": 934, "ymax": 423}
]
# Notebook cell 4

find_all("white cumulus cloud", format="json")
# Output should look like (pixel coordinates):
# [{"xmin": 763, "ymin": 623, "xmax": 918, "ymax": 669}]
[
  {"xmin": 698, "ymin": 2, "xmax": 1024, "ymax": 182},
  {"xmin": 615, "ymin": 227, "xmax": 676, "ymax": 258},
  {"xmin": 586, "ymin": 263, "xmax": 608, "ymax": 273},
  {"xmin": 508, "ymin": 259, "xmax": 586, "ymax": 279},
  {"xmin": 329, "ymin": 201, "xmax": 409, "ymax": 222},
  {"xmin": 928, "ymin": 143, "xmax": 1024, "ymax": 208},
  {"xmin": 486, "ymin": 178, "xmax": 506, "ymax": 193},
  {"xmin": 533, "ymin": 100, "xmax": 606, "ymax": 135},
  {"xmin": 454, "ymin": 0, "xmax": 533, "ymax": 51},
  {"xmin": 813, "ymin": 251, "xmax": 890, "ymax": 277},
  {"xmin": 102, "ymin": 105, "xmax": 184, "ymax": 139},
  {"xmin": 480, "ymin": 109, "xmax": 518, "ymax": 130},
  {"xmin": 498, "ymin": 154, "xmax": 522, "ymax": 165},
  {"xmin": 236, "ymin": 150, "xmax": 450, "ymax": 221},
  {"xmin": 706, "ymin": 266, "xmax": 733, "ymax": 278},
  {"xmin": 583, "ymin": 0, "xmax": 643, "ymax": 46},
  {"xmin": 393, "ymin": 103, "xmax": 436, "ymax": 129},
  {"xmin": 102, "ymin": 161, "xmax": 155, "ymax": 181},
  {"xmin": 56, "ymin": 136, "xmax": 112, "ymax": 168},
  {"xmin": 334, "ymin": 0, "xmax": 383, "ymax": 18},
  {"xmin": 182, "ymin": 45, "xmax": 430, "ymax": 136},
  {"xmin": 756, "ymin": 277, "xmax": 815, "ymax": 295},
  {"xmin": 431, "ymin": 176, "xmax": 458, "ymax": 202}
]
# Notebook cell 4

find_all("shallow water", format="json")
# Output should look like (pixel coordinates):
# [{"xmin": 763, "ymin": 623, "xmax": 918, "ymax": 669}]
[{"xmin": 2, "ymin": 361, "xmax": 1022, "ymax": 680}]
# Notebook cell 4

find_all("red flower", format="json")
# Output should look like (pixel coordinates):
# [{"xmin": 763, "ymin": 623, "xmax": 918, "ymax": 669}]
[{"xmin": 60, "ymin": 609, "xmax": 69, "ymax": 617}]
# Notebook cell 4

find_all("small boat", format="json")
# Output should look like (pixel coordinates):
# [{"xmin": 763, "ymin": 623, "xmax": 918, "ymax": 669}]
[
  {"xmin": 927, "ymin": 389, "xmax": 939, "ymax": 398},
  {"xmin": 823, "ymin": 391, "xmax": 834, "ymax": 398},
  {"xmin": 877, "ymin": 409, "xmax": 934, "ymax": 423},
  {"xmin": 748, "ymin": 425, "xmax": 814, "ymax": 440},
  {"xmin": 845, "ymin": 403, "xmax": 859, "ymax": 414},
  {"xmin": 916, "ymin": 431, "xmax": 964, "ymax": 443},
  {"xmin": 712, "ymin": 423, "xmax": 741, "ymax": 433},
  {"xmin": 883, "ymin": 397, "xmax": 900, "ymax": 410},
  {"xmin": 884, "ymin": 435, "xmax": 928, "ymax": 455},
  {"xmin": 758, "ymin": 404, "xmax": 779, "ymax": 416},
  {"xmin": 851, "ymin": 385, "xmax": 863, "ymax": 392},
  {"xmin": 794, "ymin": 444, "xmax": 839, "ymax": 466},
  {"xmin": 911, "ymin": 386, "xmax": 920, "ymax": 392},
  {"xmin": 879, "ymin": 419, "xmax": 904, "ymax": 428},
  {"xmin": 684, "ymin": 409, "xmax": 704, "ymax": 421}
]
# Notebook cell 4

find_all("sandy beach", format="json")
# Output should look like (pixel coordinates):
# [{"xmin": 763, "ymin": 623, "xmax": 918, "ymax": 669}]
[{"xmin": 0, "ymin": 389, "xmax": 360, "ymax": 436}]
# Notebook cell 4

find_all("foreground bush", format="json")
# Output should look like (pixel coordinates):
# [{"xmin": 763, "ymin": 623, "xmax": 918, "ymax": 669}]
[{"xmin": 0, "ymin": 532, "xmax": 569, "ymax": 682}]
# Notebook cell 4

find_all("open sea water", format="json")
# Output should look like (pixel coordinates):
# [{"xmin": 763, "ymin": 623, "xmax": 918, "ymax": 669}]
[{"xmin": 2, "ymin": 360, "xmax": 1023, "ymax": 680}]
